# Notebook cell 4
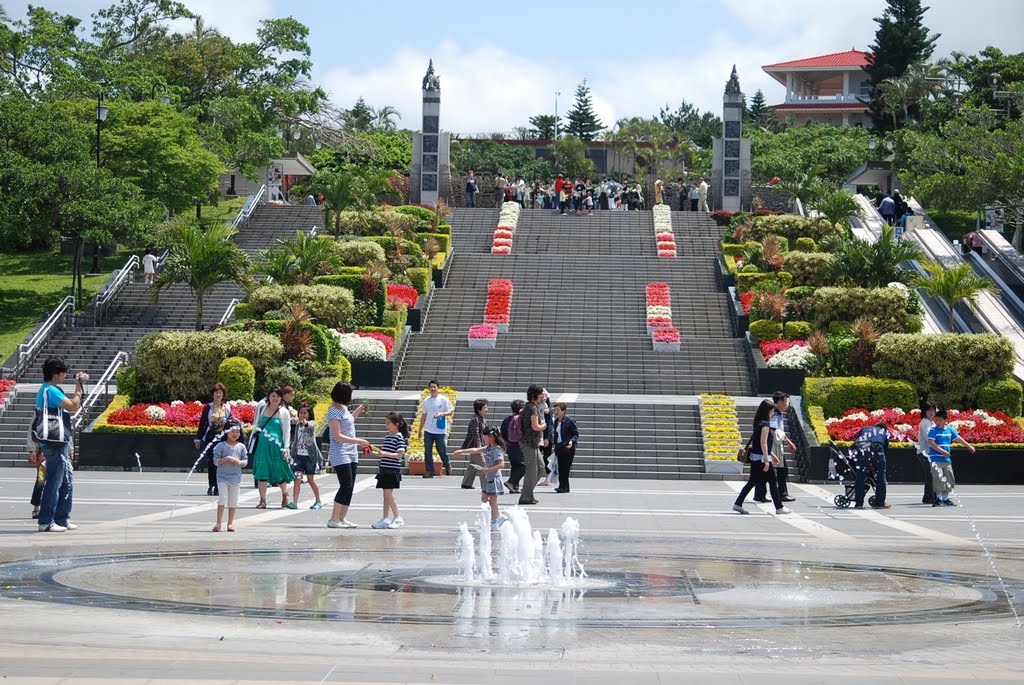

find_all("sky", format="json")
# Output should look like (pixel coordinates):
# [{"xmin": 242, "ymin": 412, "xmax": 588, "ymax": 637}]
[{"xmin": 9, "ymin": 0, "xmax": 1024, "ymax": 133}]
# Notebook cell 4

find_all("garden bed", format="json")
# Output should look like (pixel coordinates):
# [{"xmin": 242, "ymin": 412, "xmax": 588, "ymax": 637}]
[
  {"xmin": 79, "ymin": 431, "xmax": 198, "ymax": 470},
  {"xmin": 728, "ymin": 286, "xmax": 748, "ymax": 336},
  {"xmin": 803, "ymin": 445, "xmax": 1024, "ymax": 484},
  {"xmin": 349, "ymin": 359, "xmax": 393, "ymax": 388},
  {"xmin": 749, "ymin": 335, "xmax": 806, "ymax": 395}
]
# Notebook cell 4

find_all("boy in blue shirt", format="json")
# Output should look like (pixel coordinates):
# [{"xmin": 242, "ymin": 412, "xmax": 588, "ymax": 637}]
[{"xmin": 927, "ymin": 409, "xmax": 976, "ymax": 507}]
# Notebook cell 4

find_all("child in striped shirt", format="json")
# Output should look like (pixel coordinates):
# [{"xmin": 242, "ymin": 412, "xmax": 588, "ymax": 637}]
[{"xmin": 372, "ymin": 412, "xmax": 408, "ymax": 529}]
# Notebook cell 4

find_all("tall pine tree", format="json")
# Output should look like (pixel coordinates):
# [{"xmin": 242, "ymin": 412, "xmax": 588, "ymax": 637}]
[
  {"xmin": 747, "ymin": 89, "xmax": 769, "ymax": 124},
  {"xmin": 565, "ymin": 80, "xmax": 604, "ymax": 141},
  {"xmin": 865, "ymin": 0, "xmax": 940, "ymax": 130}
]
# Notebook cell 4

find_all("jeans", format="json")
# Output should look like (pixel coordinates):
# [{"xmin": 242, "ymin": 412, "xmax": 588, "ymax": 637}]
[
  {"xmin": 423, "ymin": 432, "xmax": 449, "ymax": 475},
  {"xmin": 735, "ymin": 459, "xmax": 782, "ymax": 509},
  {"xmin": 555, "ymin": 445, "xmax": 575, "ymax": 492},
  {"xmin": 855, "ymin": 455, "xmax": 887, "ymax": 506},
  {"xmin": 466, "ymin": 192, "xmax": 476, "ymax": 208},
  {"xmin": 38, "ymin": 443, "xmax": 73, "ymax": 527}
]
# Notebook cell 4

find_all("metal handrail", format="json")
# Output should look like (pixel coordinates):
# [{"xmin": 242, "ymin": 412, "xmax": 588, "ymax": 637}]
[
  {"xmin": 155, "ymin": 248, "xmax": 170, "ymax": 274},
  {"xmin": 218, "ymin": 298, "xmax": 239, "ymax": 327},
  {"xmin": 231, "ymin": 185, "xmax": 266, "ymax": 228},
  {"xmin": 309, "ymin": 225, "xmax": 318, "ymax": 237},
  {"xmin": 14, "ymin": 296, "xmax": 75, "ymax": 379},
  {"xmin": 94, "ymin": 254, "xmax": 140, "ymax": 324},
  {"xmin": 72, "ymin": 351, "xmax": 128, "ymax": 433}
]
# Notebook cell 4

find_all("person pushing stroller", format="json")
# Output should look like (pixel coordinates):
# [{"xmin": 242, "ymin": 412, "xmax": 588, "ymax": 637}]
[{"xmin": 853, "ymin": 423, "xmax": 891, "ymax": 509}]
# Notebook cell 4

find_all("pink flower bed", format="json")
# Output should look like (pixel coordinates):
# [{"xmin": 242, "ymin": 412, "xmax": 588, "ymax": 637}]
[
  {"xmin": 653, "ymin": 327, "xmax": 680, "ymax": 343},
  {"xmin": 492, "ymin": 238, "xmax": 512, "ymax": 248},
  {"xmin": 826, "ymin": 408, "xmax": 1024, "ymax": 444},
  {"xmin": 386, "ymin": 284, "xmax": 419, "ymax": 310},
  {"xmin": 759, "ymin": 339, "xmax": 806, "ymax": 362},
  {"xmin": 494, "ymin": 229, "xmax": 513, "ymax": 239},
  {"xmin": 356, "ymin": 331, "xmax": 395, "ymax": 357},
  {"xmin": 468, "ymin": 324, "xmax": 498, "ymax": 339},
  {"xmin": 657, "ymin": 249, "xmax": 677, "ymax": 258},
  {"xmin": 646, "ymin": 317, "xmax": 673, "ymax": 329}
]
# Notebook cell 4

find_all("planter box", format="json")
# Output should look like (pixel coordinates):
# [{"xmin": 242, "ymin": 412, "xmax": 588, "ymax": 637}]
[
  {"xmin": 804, "ymin": 445, "xmax": 1024, "ymax": 484},
  {"xmin": 349, "ymin": 359, "xmax": 394, "ymax": 389},
  {"xmin": 432, "ymin": 265, "xmax": 444, "ymax": 288},
  {"xmin": 79, "ymin": 431, "xmax": 198, "ymax": 470},
  {"xmin": 653, "ymin": 340, "xmax": 681, "ymax": 352},
  {"xmin": 408, "ymin": 460, "xmax": 426, "ymax": 476},
  {"xmin": 647, "ymin": 325, "xmax": 673, "ymax": 335},
  {"xmin": 408, "ymin": 305, "xmax": 423, "ymax": 332},
  {"xmin": 467, "ymin": 337, "xmax": 496, "ymax": 349},
  {"xmin": 485, "ymin": 322, "xmax": 509, "ymax": 333},
  {"xmin": 728, "ymin": 286, "xmax": 748, "ymax": 335},
  {"xmin": 715, "ymin": 254, "xmax": 735, "ymax": 290},
  {"xmin": 704, "ymin": 458, "xmax": 744, "ymax": 474},
  {"xmin": 748, "ymin": 334, "xmax": 806, "ymax": 395}
]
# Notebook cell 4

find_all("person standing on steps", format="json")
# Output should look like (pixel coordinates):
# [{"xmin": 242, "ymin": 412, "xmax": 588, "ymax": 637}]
[
  {"xmin": 494, "ymin": 174, "xmax": 507, "ymax": 207},
  {"xmin": 501, "ymin": 399, "xmax": 526, "ymax": 494},
  {"xmin": 460, "ymin": 398, "xmax": 489, "ymax": 490},
  {"xmin": 698, "ymin": 176, "xmax": 710, "ymax": 212},
  {"xmin": 465, "ymin": 170, "xmax": 478, "ymax": 208},
  {"xmin": 518, "ymin": 384, "xmax": 547, "ymax": 505},
  {"xmin": 327, "ymin": 382, "xmax": 370, "ymax": 528},
  {"xmin": 418, "ymin": 379, "xmax": 453, "ymax": 478},
  {"xmin": 688, "ymin": 181, "xmax": 700, "ymax": 211},
  {"xmin": 34, "ymin": 357, "xmax": 84, "ymax": 532},
  {"xmin": 195, "ymin": 382, "xmax": 232, "ymax": 497},
  {"xmin": 552, "ymin": 402, "xmax": 579, "ymax": 493},
  {"xmin": 754, "ymin": 391, "xmax": 797, "ymax": 504},
  {"xmin": 142, "ymin": 248, "xmax": 157, "ymax": 285},
  {"xmin": 916, "ymin": 402, "xmax": 937, "ymax": 505},
  {"xmin": 732, "ymin": 399, "xmax": 791, "ymax": 516}
]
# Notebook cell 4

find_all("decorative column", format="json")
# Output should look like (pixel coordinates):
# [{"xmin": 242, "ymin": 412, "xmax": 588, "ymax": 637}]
[
  {"xmin": 411, "ymin": 60, "xmax": 450, "ymax": 206},
  {"xmin": 711, "ymin": 65, "xmax": 751, "ymax": 212}
]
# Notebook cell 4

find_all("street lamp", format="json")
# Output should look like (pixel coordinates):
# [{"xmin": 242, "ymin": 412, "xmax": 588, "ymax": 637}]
[
  {"xmin": 91, "ymin": 82, "xmax": 109, "ymax": 274},
  {"xmin": 152, "ymin": 84, "xmax": 170, "ymax": 105},
  {"xmin": 554, "ymin": 91, "xmax": 561, "ymax": 139}
]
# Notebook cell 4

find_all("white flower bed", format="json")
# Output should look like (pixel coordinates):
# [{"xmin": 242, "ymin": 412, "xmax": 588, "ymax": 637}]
[
  {"xmin": 327, "ymin": 329, "xmax": 387, "ymax": 361},
  {"xmin": 145, "ymin": 405, "xmax": 167, "ymax": 421},
  {"xmin": 646, "ymin": 305, "xmax": 673, "ymax": 318},
  {"xmin": 652, "ymin": 204, "xmax": 676, "ymax": 257},
  {"xmin": 497, "ymin": 201, "xmax": 521, "ymax": 229},
  {"xmin": 765, "ymin": 345, "xmax": 816, "ymax": 369}
]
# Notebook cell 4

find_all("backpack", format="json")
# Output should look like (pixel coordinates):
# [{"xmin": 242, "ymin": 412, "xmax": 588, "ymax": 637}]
[{"xmin": 507, "ymin": 414, "xmax": 523, "ymax": 443}]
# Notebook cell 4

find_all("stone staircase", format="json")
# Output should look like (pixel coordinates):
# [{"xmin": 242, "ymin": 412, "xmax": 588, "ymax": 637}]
[{"xmin": 234, "ymin": 204, "xmax": 324, "ymax": 256}]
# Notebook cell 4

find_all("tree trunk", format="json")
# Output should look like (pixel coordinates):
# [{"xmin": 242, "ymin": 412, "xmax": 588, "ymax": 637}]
[
  {"xmin": 949, "ymin": 301, "xmax": 956, "ymax": 333},
  {"xmin": 195, "ymin": 289, "xmax": 204, "ymax": 331},
  {"xmin": 74, "ymin": 239, "xmax": 85, "ymax": 305},
  {"xmin": 196, "ymin": 202, "xmax": 202, "ymax": 221}
]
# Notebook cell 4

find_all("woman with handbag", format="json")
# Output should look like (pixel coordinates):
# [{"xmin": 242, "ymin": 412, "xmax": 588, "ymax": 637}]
[
  {"xmin": 33, "ymin": 357, "xmax": 84, "ymax": 532},
  {"xmin": 250, "ymin": 387, "xmax": 294, "ymax": 509},
  {"xmin": 732, "ymin": 399, "xmax": 791, "ymax": 516},
  {"xmin": 194, "ymin": 382, "xmax": 232, "ymax": 497}
]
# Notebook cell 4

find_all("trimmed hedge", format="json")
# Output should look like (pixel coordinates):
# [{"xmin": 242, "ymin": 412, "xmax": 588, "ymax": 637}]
[
  {"xmin": 245, "ymin": 284, "xmax": 355, "ymax": 329},
  {"xmin": 874, "ymin": 333, "xmax": 1015, "ymax": 408},
  {"xmin": 977, "ymin": 377, "xmax": 1023, "ymax": 417},
  {"xmin": 416, "ymin": 232, "xmax": 451, "ymax": 255},
  {"xmin": 134, "ymin": 330, "xmax": 283, "ymax": 403},
  {"xmin": 803, "ymin": 376, "xmax": 919, "ymax": 418},
  {"xmin": 783, "ymin": 252, "xmax": 835, "ymax": 287},
  {"xmin": 749, "ymin": 319, "xmax": 783, "ymax": 343},
  {"xmin": 335, "ymin": 240, "xmax": 386, "ymax": 267},
  {"xmin": 221, "ymin": 320, "xmax": 337, "ymax": 365},
  {"xmin": 749, "ymin": 215, "xmax": 843, "ymax": 243},
  {"xmin": 358, "ymin": 236, "xmax": 425, "ymax": 263},
  {"xmin": 334, "ymin": 209, "xmax": 419, "ymax": 238},
  {"xmin": 115, "ymin": 366, "xmax": 137, "ymax": 404},
  {"xmin": 794, "ymin": 237, "xmax": 817, "ymax": 252},
  {"xmin": 807, "ymin": 405, "xmax": 830, "ymax": 444},
  {"xmin": 806, "ymin": 287, "xmax": 912, "ymax": 333},
  {"xmin": 784, "ymin": 321, "xmax": 813, "ymax": 340},
  {"xmin": 232, "ymin": 302, "xmax": 256, "ymax": 321},
  {"xmin": 391, "ymin": 205, "xmax": 435, "ymax": 225},
  {"xmin": 408, "ymin": 267, "xmax": 431, "ymax": 294},
  {"xmin": 721, "ymin": 244, "xmax": 746, "ymax": 257},
  {"xmin": 312, "ymin": 274, "xmax": 387, "ymax": 325},
  {"xmin": 736, "ymin": 271, "xmax": 792, "ymax": 294},
  {"xmin": 218, "ymin": 357, "xmax": 255, "ymax": 401}
]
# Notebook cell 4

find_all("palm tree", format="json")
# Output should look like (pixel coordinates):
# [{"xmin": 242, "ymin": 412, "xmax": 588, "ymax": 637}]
[
  {"xmin": 311, "ymin": 168, "xmax": 394, "ymax": 238},
  {"xmin": 914, "ymin": 261, "xmax": 1000, "ymax": 332},
  {"xmin": 282, "ymin": 230, "xmax": 340, "ymax": 284},
  {"xmin": 372, "ymin": 105, "xmax": 401, "ymax": 131},
  {"xmin": 831, "ymin": 224, "xmax": 924, "ymax": 287},
  {"xmin": 809, "ymin": 188, "xmax": 864, "ymax": 232},
  {"xmin": 256, "ymin": 247, "xmax": 297, "ymax": 285},
  {"xmin": 776, "ymin": 165, "xmax": 827, "ymax": 211},
  {"xmin": 153, "ymin": 220, "xmax": 251, "ymax": 330}
]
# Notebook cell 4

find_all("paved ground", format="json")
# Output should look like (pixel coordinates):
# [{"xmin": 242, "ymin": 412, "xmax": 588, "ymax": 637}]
[{"xmin": 0, "ymin": 467, "xmax": 1022, "ymax": 684}]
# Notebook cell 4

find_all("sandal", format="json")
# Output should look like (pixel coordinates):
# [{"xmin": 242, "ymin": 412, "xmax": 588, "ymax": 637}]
[
  {"xmin": 211, "ymin": 525, "xmax": 221, "ymax": 532},
  {"xmin": 281, "ymin": 497, "xmax": 289, "ymax": 509},
  {"xmin": 256, "ymin": 499, "xmax": 267, "ymax": 509},
  {"xmin": 227, "ymin": 526, "xmax": 235, "ymax": 532}
]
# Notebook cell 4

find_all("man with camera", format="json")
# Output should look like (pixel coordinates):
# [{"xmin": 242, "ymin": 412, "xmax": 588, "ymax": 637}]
[{"xmin": 31, "ymin": 357, "xmax": 86, "ymax": 532}]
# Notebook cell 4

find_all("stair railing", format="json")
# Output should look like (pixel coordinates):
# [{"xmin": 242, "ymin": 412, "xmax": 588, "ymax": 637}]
[
  {"xmin": 93, "ymin": 254, "xmax": 140, "ymax": 325},
  {"xmin": 154, "ymin": 248, "xmax": 171, "ymax": 275},
  {"xmin": 218, "ymin": 298, "xmax": 239, "ymax": 328},
  {"xmin": 231, "ymin": 185, "xmax": 266, "ymax": 229},
  {"xmin": 13, "ymin": 296, "xmax": 75, "ymax": 380},
  {"xmin": 309, "ymin": 225, "xmax": 318, "ymax": 237},
  {"xmin": 71, "ymin": 351, "xmax": 128, "ymax": 459}
]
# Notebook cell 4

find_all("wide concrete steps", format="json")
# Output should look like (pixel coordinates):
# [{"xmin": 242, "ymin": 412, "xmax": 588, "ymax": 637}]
[
  {"xmin": 105, "ymin": 282, "xmax": 243, "ymax": 329},
  {"xmin": 234, "ymin": 205, "xmax": 324, "ymax": 256},
  {"xmin": 32, "ymin": 328, "xmax": 155, "ymax": 378}
]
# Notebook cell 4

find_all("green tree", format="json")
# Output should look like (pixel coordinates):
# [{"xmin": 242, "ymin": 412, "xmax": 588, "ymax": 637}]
[
  {"xmin": 659, "ymin": 100, "xmax": 722, "ymax": 148},
  {"xmin": 564, "ymin": 79, "xmax": 603, "ymax": 141},
  {"xmin": 372, "ymin": 104, "xmax": 401, "ymax": 131},
  {"xmin": 914, "ymin": 261, "xmax": 999, "ymax": 332},
  {"xmin": 280, "ymin": 230, "xmax": 340, "ymax": 285},
  {"xmin": 548, "ymin": 135, "xmax": 595, "ymax": 179},
  {"xmin": 528, "ymin": 114, "xmax": 559, "ymax": 140},
  {"xmin": 450, "ymin": 139, "xmax": 553, "ymax": 180},
  {"xmin": 344, "ymin": 97, "xmax": 374, "ymax": 131},
  {"xmin": 153, "ymin": 218, "xmax": 251, "ymax": 330},
  {"xmin": 306, "ymin": 168, "xmax": 393, "ymax": 237},
  {"xmin": 776, "ymin": 165, "xmax": 829, "ymax": 209},
  {"xmin": 830, "ymin": 224, "xmax": 923, "ymax": 287},
  {"xmin": 746, "ymin": 89, "xmax": 770, "ymax": 126},
  {"xmin": 607, "ymin": 117, "xmax": 682, "ymax": 186},
  {"xmin": 748, "ymin": 124, "xmax": 873, "ymax": 185},
  {"xmin": 865, "ymin": 0, "xmax": 940, "ymax": 130},
  {"xmin": 809, "ymin": 188, "xmax": 865, "ymax": 232}
]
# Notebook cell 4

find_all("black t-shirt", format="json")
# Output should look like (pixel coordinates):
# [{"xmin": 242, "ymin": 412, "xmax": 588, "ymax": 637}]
[
  {"xmin": 520, "ymin": 402, "xmax": 542, "ymax": 448},
  {"xmin": 750, "ymin": 421, "xmax": 774, "ymax": 458}
]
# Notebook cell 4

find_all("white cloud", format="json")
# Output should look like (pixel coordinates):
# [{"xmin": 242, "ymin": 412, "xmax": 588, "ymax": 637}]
[{"xmin": 165, "ymin": 0, "xmax": 271, "ymax": 42}]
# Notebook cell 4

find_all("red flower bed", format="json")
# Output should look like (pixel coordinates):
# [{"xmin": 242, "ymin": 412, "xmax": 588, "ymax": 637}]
[
  {"xmin": 646, "ymin": 317, "xmax": 673, "ymax": 328},
  {"xmin": 492, "ymin": 238, "xmax": 513, "ymax": 248},
  {"xmin": 107, "ymin": 400, "xmax": 259, "ymax": 429},
  {"xmin": 386, "ymin": 284, "xmax": 419, "ymax": 310},
  {"xmin": 356, "ymin": 331, "xmax": 395, "ymax": 357},
  {"xmin": 0, "ymin": 379, "xmax": 15, "ymax": 405},
  {"xmin": 647, "ymin": 293, "xmax": 671, "ymax": 306},
  {"xmin": 493, "ymin": 229, "xmax": 513, "ymax": 240},
  {"xmin": 485, "ymin": 294, "xmax": 511, "ymax": 315},
  {"xmin": 759, "ymin": 339, "xmax": 805, "ymax": 362},
  {"xmin": 826, "ymin": 408, "xmax": 1024, "ymax": 444},
  {"xmin": 484, "ymin": 313, "xmax": 509, "ymax": 324},
  {"xmin": 487, "ymin": 278, "xmax": 514, "ymax": 295},
  {"xmin": 653, "ymin": 327, "xmax": 680, "ymax": 342},
  {"xmin": 740, "ymin": 291, "xmax": 754, "ymax": 314}
]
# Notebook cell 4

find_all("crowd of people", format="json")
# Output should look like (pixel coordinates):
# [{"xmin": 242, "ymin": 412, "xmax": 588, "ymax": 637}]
[{"xmin": 464, "ymin": 170, "xmax": 711, "ymax": 214}]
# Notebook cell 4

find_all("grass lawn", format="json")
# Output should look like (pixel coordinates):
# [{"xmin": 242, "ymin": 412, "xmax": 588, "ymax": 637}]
[{"xmin": 198, "ymin": 197, "xmax": 246, "ymax": 227}]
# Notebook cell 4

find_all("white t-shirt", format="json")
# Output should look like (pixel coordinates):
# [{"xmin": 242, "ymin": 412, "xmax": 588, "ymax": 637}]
[
  {"xmin": 142, "ymin": 253, "xmax": 157, "ymax": 274},
  {"xmin": 421, "ymin": 395, "xmax": 452, "ymax": 434}
]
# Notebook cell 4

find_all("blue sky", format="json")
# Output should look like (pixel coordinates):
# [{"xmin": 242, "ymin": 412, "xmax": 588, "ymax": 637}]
[{"xmin": 11, "ymin": 0, "xmax": 1024, "ymax": 132}]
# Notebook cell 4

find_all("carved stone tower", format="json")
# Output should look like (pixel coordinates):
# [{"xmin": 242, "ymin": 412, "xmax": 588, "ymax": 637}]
[
  {"xmin": 711, "ymin": 65, "xmax": 752, "ymax": 212},
  {"xmin": 411, "ymin": 59, "xmax": 451, "ymax": 206}
]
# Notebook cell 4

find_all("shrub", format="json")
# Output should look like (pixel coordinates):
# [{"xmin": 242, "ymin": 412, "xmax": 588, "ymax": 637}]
[
  {"xmin": 245, "ymin": 284, "xmax": 356, "ymax": 329},
  {"xmin": 408, "ymin": 267, "xmax": 431, "ymax": 294},
  {"xmin": 977, "ymin": 377, "xmax": 1023, "ymax": 417},
  {"xmin": 264, "ymin": 364, "xmax": 303, "ymax": 392},
  {"xmin": 416, "ymin": 232, "xmax": 451, "ymax": 255},
  {"xmin": 736, "ymin": 271, "xmax": 792, "ymax": 294},
  {"xmin": 116, "ymin": 366, "xmax": 137, "ymax": 403},
  {"xmin": 784, "ymin": 320, "xmax": 813, "ymax": 340},
  {"xmin": 827, "ymin": 321, "xmax": 854, "ymax": 336},
  {"xmin": 806, "ymin": 405, "xmax": 830, "ymax": 445},
  {"xmin": 749, "ymin": 215, "xmax": 842, "ymax": 243},
  {"xmin": 134, "ymin": 330, "xmax": 283, "ymax": 403},
  {"xmin": 335, "ymin": 210, "xmax": 419, "ymax": 238},
  {"xmin": 794, "ymin": 237, "xmax": 817, "ymax": 252},
  {"xmin": 783, "ymin": 252, "xmax": 835, "ymax": 287},
  {"xmin": 740, "ymin": 264, "xmax": 760, "ymax": 274},
  {"xmin": 359, "ymin": 236, "xmax": 425, "ymax": 263},
  {"xmin": 749, "ymin": 319, "xmax": 783, "ymax": 343},
  {"xmin": 806, "ymin": 287, "xmax": 909, "ymax": 333},
  {"xmin": 874, "ymin": 333, "xmax": 1015, "ymax": 408},
  {"xmin": 335, "ymin": 240, "xmax": 386, "ymax": 267},
  {"xmin": 381, "ymin": 304, "xmax": 408, "ymax": 336},
  {"xmin": 217, "ymin": 357, "xmax": 255, "ymax": 401},
  {"xmin": 803, "ymin": 376, "xmax": 919, "ymax": 418},
  {"xmin": 221, "ymin": 320, "xmax": 336, "ymax": 365},
  {"xmin": 312, "ymin": 274, "xmax": 386, "ymax": 325},
  {"xmin": 711, "ymin": 210, "xmax": 739, "ymax": 226},
  {"xmin": 721, "ymin": 244, "xmax": 746, "ymax": 257},
  {"xmin": 232, "ymin": 302, "xmax": 256, "ymax": 321},
  {"xmin": 392, "ymin": 204, "xmax": 435, "ymax": 225}
]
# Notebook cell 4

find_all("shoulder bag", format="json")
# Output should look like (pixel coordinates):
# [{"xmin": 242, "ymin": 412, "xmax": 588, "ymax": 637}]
[
  {"xmin": 736, "ymin": 436, "xmax": 753, "ymax": 464},
  {"xmin": 31, "ymin": 385, "xmax": 72, "ymax": 447}
]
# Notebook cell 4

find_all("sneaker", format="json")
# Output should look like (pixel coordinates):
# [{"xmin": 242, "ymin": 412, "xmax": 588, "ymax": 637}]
[
  {"xmin": 423, "ymin": 473, "xmax": 434, "ymax": 479},
  {"xmin": 38, "ymin": 523, "xmax": 66, "ymax": 532},
  {"xmin": 371, "ymin": 518, "xmax": 390, "ymax": 529},
  {"xmin": 732, "ymin": 504, "xmax": 748, "ymax": 515},
  {"xmin": 207, "ymin": 487, "xmax": 215, "ymax": 496},
  {"xmin": 775, "ymin": 507, "xmax": 792, "ymax": 515},
  {"xmin": 285, "ymin": 502, "xmax": 298, "ymax": 510},
  {"xmin": 64, "ymin": 523, "xmax": 79, "ymax": 530},
  {"xmin": 310, "ymin": 502, "xmax": 323, "ymax": 510},
  {"xmin": 943, "ymin": 499, "xmax": 956, "ymax": 506},
  {"xmin": 491, "ymin": 520, "xmax": 500, "ymax": 531},
  {"xmin": 932, "ymin": 500, "xmax": 943, "ymax": 507},
  {"xmin": 460, "ymin": 485, "xmax": 474, "ymax": 489},
  {"xmin": 854, "ymin": 504, "xmax": 864, "ymax": 509},
  {"xmin": 387, "ymin": 517, "xmax": 405, "ymax": 528},
  {"xmin": 495, "ymin": 514, "xmax": 508, "ymax": 527},
  {"xmin": 327, "ymin": 519, "xmax": 344, "ymax": 528},
  {"xmin": 341, "ymin": 519, "xmax": 359, "ymax": 528}
]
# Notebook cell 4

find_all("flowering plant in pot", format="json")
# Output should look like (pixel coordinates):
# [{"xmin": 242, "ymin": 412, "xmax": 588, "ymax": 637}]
[
  {"xmin": 657, "ymin": 248, "xmax": 677, "ymax": 258},
  {"xmin": 355, "ymin": 331, "xmax": 395, "ymax": 357},
  {"xmin": 652, "ymin": 327, "xmax": 680, "ymax": 352},
  {"xmin": 492, "ymin": 237, "xmax": 512, "ymax": 248},
  {"xmin": 759, "ymin": 339, "xmax": 805, "ymax": 362},
  {"xmin": 646, "ymin": 316, "xmax": 673, "ymax": 335},
  {"xmin": 488, "ymin": 278, "xmax": 513, "ymax": 295},
  {"xmin": 467, "ymin": 323, "xmax": 498, "ymax": 348},
  {"xmin": 491, "ymin": 245, "xmax": 511, "ymax": 255}
]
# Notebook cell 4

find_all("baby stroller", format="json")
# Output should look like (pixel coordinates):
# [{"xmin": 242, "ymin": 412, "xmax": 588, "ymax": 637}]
[{"xmin": 827, "ymin": 440, "xmax": 879, "ymax": 508}]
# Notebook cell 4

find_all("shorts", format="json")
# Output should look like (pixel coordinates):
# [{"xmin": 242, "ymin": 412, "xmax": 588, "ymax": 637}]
[
  {"xmin": 931, "ymin": 461, "xmax": 955, "ymax": 494},
  {"xmin": 375, "ymin": 471, "xmax": 401, "ymax": 489},
  {"xmin": 217, "ymin": 482, "xmax": 240, "ymax": 508},
  {"xmin": 292, "ymin": 455, "xmax": 319, "ymax": 474}
]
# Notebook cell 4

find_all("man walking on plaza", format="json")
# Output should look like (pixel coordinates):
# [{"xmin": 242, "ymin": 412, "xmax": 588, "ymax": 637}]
[
  {"xmin": 465, "ymin": 170, "xmax": 478, "ymax": 207},
  {"xmin": 518, "ymin": 384, "xmax": 547, "ymax": 505}
]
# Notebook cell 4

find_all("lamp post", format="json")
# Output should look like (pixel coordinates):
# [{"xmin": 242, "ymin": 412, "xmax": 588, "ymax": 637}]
[
  {"xmin": 91, "ymin": 84, "xmax": 109, "ymax": 274},
  {"xmin": 554, "ymin": 91, "xmax": 561, "ymax": 139}
]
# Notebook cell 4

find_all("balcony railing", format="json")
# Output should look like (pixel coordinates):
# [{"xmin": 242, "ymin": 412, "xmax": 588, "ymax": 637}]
[{"xmin": 783, "ymin": 93, "xmax": 865, "ymax": 104}]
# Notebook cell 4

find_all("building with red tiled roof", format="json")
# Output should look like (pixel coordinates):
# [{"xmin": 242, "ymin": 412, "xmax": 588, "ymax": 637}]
[{"xmin": 762, "ymin": 50, "xmax": 872, "ymax": 127}]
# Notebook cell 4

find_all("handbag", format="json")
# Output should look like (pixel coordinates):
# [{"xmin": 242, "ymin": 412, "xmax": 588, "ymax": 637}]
[
  {"xmin": 736, "ymin": 437, "xmax": 753, "ymax": 464},
  {"xmin": 31, "ymin": 385, "xmax": 72, "ymax": 447}
]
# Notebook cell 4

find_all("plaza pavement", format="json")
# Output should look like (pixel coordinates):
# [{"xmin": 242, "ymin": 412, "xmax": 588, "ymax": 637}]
[{"xmin": 0, "ymin": 467, "xmax": 1022, "ymax": 684}]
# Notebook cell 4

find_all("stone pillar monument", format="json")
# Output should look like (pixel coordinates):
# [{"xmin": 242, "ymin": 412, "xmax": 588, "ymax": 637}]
[
  {"xmin": 711, "ymin": 65, "xmax": 752, "ymax": 212},
  {"xmin": 411, "ymin": 60, "xmax": 451, "ymax": 206}
]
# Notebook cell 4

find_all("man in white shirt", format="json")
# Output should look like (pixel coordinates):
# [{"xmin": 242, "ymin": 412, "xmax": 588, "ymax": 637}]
[
  {"xmin": 418, "ymin": 379, "xmax": 453, "ymax": 477},
  {"xmin": 142, "ymin": 248, "xmax": 157, "ymax": 284},
  {"xmin": 698, "ymin": 177, "xmax": 709, "ymax": 212}
]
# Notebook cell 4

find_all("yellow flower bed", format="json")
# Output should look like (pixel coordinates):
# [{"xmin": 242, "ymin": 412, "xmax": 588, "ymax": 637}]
[{"xmin": 699, "ymin": 394, "xmax": 743, "ymax": 461}]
